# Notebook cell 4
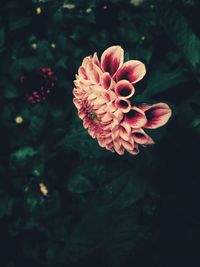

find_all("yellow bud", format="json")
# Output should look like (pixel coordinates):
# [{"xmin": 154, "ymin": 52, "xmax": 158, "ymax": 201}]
[
  {"xmin": 15, "ymin": 116, "xmax": 23, "ymax": 124},
  {"xmin": 39, "ymin": 183, "xmax": 48, "ymax": 196},
  {"xmin": 31, "ymin": 43, "xmax": 37, "ymax": 49},
  {"xmin": 33, "ymin": 170, "xmax": 40, "ymax": 176},
  {"xmin": 36, "ymin": 7, "xmax": 42, "ymax": 14},
  {"xmin": 63, "ymin": 3, "xmax": 76, "ymax": 9},
  {"xmin": 51, "ymin": 43, "xmax": 56, "ymax": 48},
  {"xmin": 86, "ymin": 8, "xmax": 92, "ymax": 13}
]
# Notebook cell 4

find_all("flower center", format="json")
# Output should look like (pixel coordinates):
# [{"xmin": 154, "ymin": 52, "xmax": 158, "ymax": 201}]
[{"xmin": 88, "ymin": 110, "xmax": 98, "ymax": 121}]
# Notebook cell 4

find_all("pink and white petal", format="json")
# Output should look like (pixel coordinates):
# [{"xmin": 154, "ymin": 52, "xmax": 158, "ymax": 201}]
[
  {"xmin": 139, "ymin": 104, "xmax": 151, "ymax": 112},
  {"xmin": 127, "ymin": 143, "xmax": 140, "ymax": 155},
  {"xmin": 81, "ymin": 56, "xmax": 91, "ymax": 69},
  {"xmin": 120, "ymin": 121, "xmax": 132, "ymax": 135},
  {"xmin": 115, "ymin": 98, "xmax": 131, "ymax": 113},
  {"xmin": 88, "ymin": 127, "xmax": 97, "ymax": 139},
  {"xmin": 73, "ymin": 80, "xmax": 80, "ymax": 87},
  {"xmin": 121, "ymin": 139, "xmax": 134, "ymax": 151},
  {"xmin": 114, "ymin": 60, "xmax": 146, "ymax": 84},
  {"xmin": 73, "ymin": 98, "xmax": 82, "ymax": 109},
  {"xmin": 101, "ymin": 46, "xmax": 124, "ymax": 76},
  {"xmin": 106, "ymin": 103, "xmax": 117, "ymax": 113},
  {"xmin": 101, "ymin": 113, "xmax": 113, "ymax": 123},
  {"xmin": 84, "ymin": 62, "xmax": 101, "ymax": 84},
  {"xmin": 101, "ymin": 72, "xmax": 115, "ymax": 90},
  {"xmin": 113, "ymin": 137, "xmax": 122, "ymax": 151},
  {"xmin": 119, "ymin": 126, "xmax": 130, "ymax": 141},
  {"xmin": 98, "ymin": 138, "xmax": 106, "ymax": 148},
  {"xmin": 88, "ymin": 92, "xmax": 98, "ymax": 101},
  {"xmin": 95, "ymin": 104, "xmax": 107, "ymax": 115},
  {"xmin": 104, "ymin": 137, "xmax": 113, "ymax": 145},
  {"xmin": 78, "ymin": 66, "xmax": 88, "ymax": 80},
  {"xmin": 115, "ymin": 80, "xmax": 135, "ymax": 98},
  {"xmin": 114, "ymin": 145, "xmax": 125, "ymax": 155},
  {"xmin": 125, "ymin": 107, "xmax": 147, "ymax": 128},
  {"xmin": 143, "ymin": 103, "xmax": 172, "ymax": 129},
  {"xmin": 93, "ymin": 96, "xmax": 106, "ymax": 106},
  {"xmin": 83, "ymin": 119, "xmax": 90, "ymax": 128},
  {"xmin": 102, "ymin": 92, "xmax": 111, "ymax": 102},
  {"xmin": 92, "ymin": 52, "xmax": 100, "ymax": 66},
  {"xmin": 112, "ymin": 109, "xmax": 124, "ymax": 122},
  {"xmin": 132, "ymin": 128, "xmax": 155, "ymax": 145}
]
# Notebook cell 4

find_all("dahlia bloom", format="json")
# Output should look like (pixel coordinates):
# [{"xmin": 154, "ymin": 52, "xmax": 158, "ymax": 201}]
[{"xmin": 73, "ymin": 46, "xmax": 172, "ymax": 155}]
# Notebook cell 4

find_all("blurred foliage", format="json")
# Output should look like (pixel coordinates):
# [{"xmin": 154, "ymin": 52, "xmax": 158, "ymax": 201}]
[{"xmin": 0, "ymin": 0, "xmax": 200, "ymax": 267}]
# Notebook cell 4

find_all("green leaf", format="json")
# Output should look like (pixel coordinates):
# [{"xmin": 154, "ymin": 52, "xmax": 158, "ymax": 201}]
[
  {"xmin": 156, "ymin": 1, "xmax": 200, "ymax": 83},
  {"xmin": 67, "ymin": 175, "xmax": 94, "ymax": 193},
  {"xmin": 12, "ymin": 146, "xmax": 37, "ymax": 162},
  {"xmin": 29, "ymin": 115, "xmax": 45, "ymax": 138}
]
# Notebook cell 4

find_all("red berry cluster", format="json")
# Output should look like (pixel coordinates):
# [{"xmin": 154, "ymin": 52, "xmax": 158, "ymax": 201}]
[{"xmin": 20, "ymin": 67, "xmax": 57, "ymax": 104}]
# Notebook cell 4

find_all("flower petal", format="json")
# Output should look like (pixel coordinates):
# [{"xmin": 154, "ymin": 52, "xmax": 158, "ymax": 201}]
[
  {"xmin": 112, "ymin": 109, "xmax": 124, "ymax": 122},
  {"xmin": 115, "ymin": 98, "xmax": 131, "ymax": 113},
  {"xmin": 121, "ymin": 139, "xmax": 133, "ymax": 151},
  {"xmin": 114, "ymin": 60, "xmax": 146, "ymax": 84},
  {"xmin": 115, "ymin": 145, "xmax": 125, "ymax": 155},
  {"xmin": 141, "ymin": 103, "xmax": 172, "ymax": 129},
  {"xmin": 101, "ymin": 46, "xmax": 124, "ymax": 76},
  {"xmin": 125, "ymin": 107, "xmax": 147, "ymax": 128},
  {"xmin": 115, "ymin": 80, "xmax": 135, "ymax": 98},
  {"xmin": 92, "ymin": 52, "xmax": 100, "ymax": 66},
  {"xmin": 119, "ymin": 125, "xmax": 131, "ymax": 141},
  {"xmin": 127, "ymin": 143, "xmax": 140, "ymax": 155},
  {"xmin": 101, "ymin": 72, "xmax": 115, "ymax": 90},
  {"xmin": 132, "ymin": 128, "xmax": 155, "ymax": 145}
]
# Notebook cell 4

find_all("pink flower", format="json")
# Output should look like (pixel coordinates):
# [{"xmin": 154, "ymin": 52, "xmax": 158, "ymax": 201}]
[{"xmin": 73, "ymin": 46, "xmax": 172, "ymax": 155}]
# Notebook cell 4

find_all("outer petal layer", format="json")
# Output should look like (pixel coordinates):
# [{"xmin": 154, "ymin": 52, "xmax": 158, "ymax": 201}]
[
  {"xmin": 114, "ymin": 60, "xmax": 146, "ymax": 84},
  {"xmin": 140, "ymin": 103, "xmax": 172, "ymax": 129},
  {"xmin": 101, "ymin": 46, "xmax": 124, "ymax": 76},
  {"xmin": 125, "ymin": 107, "xmax": 147, "ymax": 128}
]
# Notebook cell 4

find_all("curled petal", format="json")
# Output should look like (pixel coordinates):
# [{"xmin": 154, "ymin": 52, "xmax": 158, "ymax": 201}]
[
  {"xmin": 114, "ymin": 60, "xmax": 146, "ymax": 84},
  {"xmin": 114, "ymin": 144, "xmax": 125, "ymax": 155},
  {"xmin": 93, "ymin": 96, "xmax": 106, "ymax": 106},
  {"xmin": 140, "ymin": 103, "xmax": 172, "ymax": 129},
  {"xmin": 115, "ymin": 98, "xmax": 131, "ymax": 113},
  {"xmin": 86, "ymin": 64, "xmax": 102, "ymax": 84},
  {"xmin": 119, "ymin": 124, "xmax": 131, "ymax": 141},
  {"xmin": 82, "ymin": 56, "xmax": 91, "ymax": 69},
  {"xmin": 125, "ymin": 107, "xmax": 147, "ymax": 128},
  {"xmin": 127, "ymin": 143, "xmax": 140, "ymax": 155},
  {"xmin": 73, "ymin": 98, "xmax": 81, "ymax": 109},
  {"xmin": 112, "ymin": 109, "xmax": 124, "ymax": 122},
  {"xmin": 101, "ymin": 113, "xmax": 113, "ymax": 123},
  {"xmin": 92, "ymin": 52, "xmax": 100, "ymax": 66},
  {"xmin": 78, "ymin": 66, "xmax": 88, "ymax": 80},
  {"xmin": 132, "ymin": 128, "xmax": 155, "ymax": 145},
  {"xmin": 115, "ymin": 80, "xmax": 135, "ymax": 98},
  {"xmin": 121, "ymin": 139, "xmax": 133, "ymax": 151},
  {"xmin": 101, "ymin": 72, "xmax": 115, "ymax": 90},
  {"xmin": 101, "ymin": 46, "xmax": 124, "ymax": 76},
  {"xmin": 120, "ymin": 121, "xmax": 132, "ymax": 135}
]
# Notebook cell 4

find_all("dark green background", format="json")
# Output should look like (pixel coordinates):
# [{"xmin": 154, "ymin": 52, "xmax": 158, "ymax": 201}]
[{"xmin": 1, "ymin": 0, "xmax": 200, "ymax": 266}]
